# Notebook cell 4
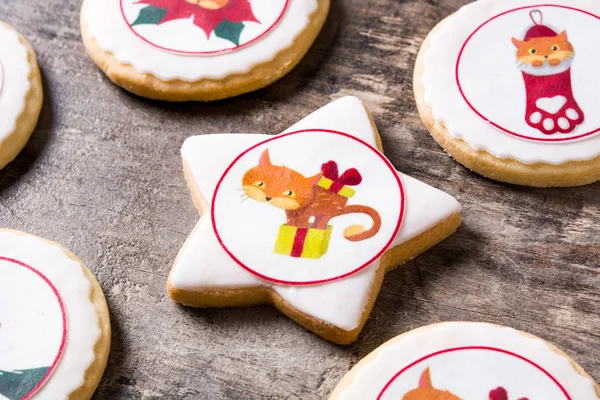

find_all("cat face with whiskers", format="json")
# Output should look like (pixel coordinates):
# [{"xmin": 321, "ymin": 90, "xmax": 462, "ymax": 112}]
[
  {"xmin": 242, "ymin": 149, "xmax": 321, "ymax": 211},
  {"xmin": 512, "ymin": 31, "xmax": 574, "ymax": 68}
]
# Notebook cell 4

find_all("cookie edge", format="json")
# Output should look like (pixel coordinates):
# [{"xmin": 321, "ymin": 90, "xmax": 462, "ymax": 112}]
[
  {"xmin": 328, "ymin": 321, "xmax": 600, "ymax": 399},
  {"xmin": 0, "ymin": 22, "xmax": 43, "ymax": 171},
  {"xmin": 413, "ymin": 14, "xmax": 600, "ymax": 188},
  {"xmin": 0, "ymin": 229, "xmax": 111, "ymax": 400},
  {"xmin": 79, "ymin": 0, "xmax": 330, "ymax": 101}
]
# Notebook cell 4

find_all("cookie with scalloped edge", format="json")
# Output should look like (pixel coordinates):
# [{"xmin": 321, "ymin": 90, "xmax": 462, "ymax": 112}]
[
  {"xmin": 330, "ymin": 322, "xmax": 600, "ymax": 399},
  {"xmin": 415, "ymin": 0, "xmax": 600, "ymax": 187},
  {"xmin": 0, "ymin": 229, "xmax": 111, "ymax": 399},
  {"xmin": 81, "ymin": 0, "xmax": 330, "ymax": 101},
  {"xmin": 0, "ymin": 22, "xmax": 43, "ymax": 170}
]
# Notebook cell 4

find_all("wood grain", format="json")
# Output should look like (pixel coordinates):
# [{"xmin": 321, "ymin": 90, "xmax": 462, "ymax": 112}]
[{"xmin": 0, "ymin": 0, "xmax": 598, "ymax": 398}]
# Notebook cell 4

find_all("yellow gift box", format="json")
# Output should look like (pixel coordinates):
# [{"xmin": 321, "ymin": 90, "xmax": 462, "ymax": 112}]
[
  {"xmin": 274, "ymin": 224, "xmax": 333, "ymax": 259},
  {"xmin": 316, "ymin": 177, "xmax": 356, "ymax": 198}
]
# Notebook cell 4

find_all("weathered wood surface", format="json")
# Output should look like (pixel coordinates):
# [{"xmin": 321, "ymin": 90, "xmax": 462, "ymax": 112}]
[{"xmin": 1, "ymin": 0, "xmax": 598, "ymax": 398}]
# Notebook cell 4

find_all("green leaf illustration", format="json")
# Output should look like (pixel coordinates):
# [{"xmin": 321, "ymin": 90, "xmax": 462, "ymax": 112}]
[
  {"xmin": 214, "ymin": 19, "xmax": 245, "ymax": 46},
  {"xmin": 0, "ymin": 367, "xmax": 50, "ymax": 400},
  {"xmin": 131, "ymin": 6, "xmax": 168, "ymax": 26}
]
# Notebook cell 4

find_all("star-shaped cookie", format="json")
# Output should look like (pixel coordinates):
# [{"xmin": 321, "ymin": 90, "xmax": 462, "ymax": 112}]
[{"xmin": 167, "ymin": 97, "xmax": 462, "ymax": 344}]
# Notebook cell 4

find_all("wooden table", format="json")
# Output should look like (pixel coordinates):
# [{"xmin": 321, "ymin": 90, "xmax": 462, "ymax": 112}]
[{"xmin": 1, "ymin": 0, "xmax": 598, "ymax": 398}]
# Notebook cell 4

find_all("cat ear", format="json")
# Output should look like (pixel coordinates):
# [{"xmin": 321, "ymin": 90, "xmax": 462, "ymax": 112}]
[
  {"xmin": 418, "ymin": 368, "xmax": 433, "ymax": 388},
  {"xmin": 308, "ymin": 172, "xmax": 323, "ymax": 185},
  {"xmin": 511, "ymin": 37, "xmax": 523, "ymax": 48},
  {"xmin": 559, "ymin": 30, "xmax": 568, "ymax": 40},
  {"xmin": 259, "ymin": 149, "xmax": 272, "ymax": 166}
]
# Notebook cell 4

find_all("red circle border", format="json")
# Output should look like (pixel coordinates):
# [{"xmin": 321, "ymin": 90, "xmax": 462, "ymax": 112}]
[
  {"xmin": 0, "ymin": 256, "xmax": 68, "ymax": 400},
  {"xmin": 211, "ymin": 129, "xmax": 406, "ymax": 286},
  {"xmin": 120, "ymin": 0, "xmax": 290, "ymax": 56},
  {"xmin": 377, "ymin": 346, "xmax": 571, "ymax": 399},
  {"xmin": 455, "ymin": 4, "xmax": 600, "ymax": 143}
]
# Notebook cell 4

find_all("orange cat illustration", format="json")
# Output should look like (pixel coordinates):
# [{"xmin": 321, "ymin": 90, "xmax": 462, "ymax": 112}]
[
  {"xmin": 511, "ymin": 30, "xmax": 574, "ymax": 68},
  {"xmin": 401, "ymin": 368, "xmax": 531, "ymax": 400},
  {"xmin": 242, "ymin": 149, "xmax": 381, "ymax": 242},
  {"xmin": 402, "ymin": 368, "xmax": 461, "ymax": 400}
]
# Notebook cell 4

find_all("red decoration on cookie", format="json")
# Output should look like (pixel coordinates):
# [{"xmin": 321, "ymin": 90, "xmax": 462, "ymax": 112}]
[
  {"xmin": 511, "ymin": 9, "xmax": 584, "ymax": 135},
  {"xmin": 489, "ymin": 387, "xmax": 530, "ymax": 400},
  {"xmin": 132, "ymin": 0, "xmax": 259, "ymax": 44},
  {"xmin": 320, "ymin": 161, "xmax": 362, "ymax": 194}
]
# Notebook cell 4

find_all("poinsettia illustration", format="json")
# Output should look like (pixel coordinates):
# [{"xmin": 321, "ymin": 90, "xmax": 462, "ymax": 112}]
[{"xmin": 131, "ymin": 0, "xmax": 259, "ymax": 45}]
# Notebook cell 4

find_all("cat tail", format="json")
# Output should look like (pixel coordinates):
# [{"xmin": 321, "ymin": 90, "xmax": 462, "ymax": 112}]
[{"xmin": 340, "ymin": 205, "xmax": 382, "ymax": 241}]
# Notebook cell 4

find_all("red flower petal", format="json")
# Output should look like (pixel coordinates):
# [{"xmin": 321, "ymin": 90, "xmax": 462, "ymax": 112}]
[{"xmin": 136, "ymin": 0, "xmax": 259, "ymax": 37}]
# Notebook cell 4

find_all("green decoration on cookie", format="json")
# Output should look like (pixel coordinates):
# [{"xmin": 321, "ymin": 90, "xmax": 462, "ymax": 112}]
[
  {"xmin": 0, "ymin": 367, "xmax": 50, "ymax": 400},
  {"xmin": 214, "ymin": 19, "xmax": 245, "ymax": 46},
  {"xmin": 131, "ymin": 0, "xmax": 258, "ymax": 43},
  {"xmin": 131, "ymin": 6, "xmax": 168, "ymax": 26}
]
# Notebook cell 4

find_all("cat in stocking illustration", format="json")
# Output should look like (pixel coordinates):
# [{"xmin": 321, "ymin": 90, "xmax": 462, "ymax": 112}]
[
  {"xmin": 402, "ymin": 368, "xmax": 530, "ymax": 400},
  {"xmin": 511, "ymin": 9, "xmax": 584, "ymax": 135}
]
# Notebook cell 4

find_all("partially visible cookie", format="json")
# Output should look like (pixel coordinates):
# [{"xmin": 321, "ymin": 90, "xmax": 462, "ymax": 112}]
[
  {"xmin": 330, "ymin": 322, "xmax": 600, "ymax": 399},
  {"xmin": 0, "ymin": 22, "xmax": 43, "ymax": 170},
  {"xmin": 414, "ymin": 0, "xmax": 600, "ymax": 187},
  {"xmin": 80, "ymin": 0, "xmax": 330, "ymax": 101},
  {"xmin": 0, "ymin": 229, "xmax": 110, "ymax": 400}
]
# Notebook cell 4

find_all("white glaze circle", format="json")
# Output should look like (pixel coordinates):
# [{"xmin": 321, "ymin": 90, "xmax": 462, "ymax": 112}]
[
  {"xmin": 212, "ymin": 129, "xmax": 405, "ymax": 286},
  {"xmin": 337, "ymin": 322, "xmax": 599, "ymax": 400},
  {"xmin": 85, "ymin": 0, "xmax": 318, "ymax": 81},
  {"xmin": 0, "ymin": 231, "xmax": 102, "ymax": 400},
  {"xmin": 0, "ymin": 258, "xmax": 66, "ymax": 399},
  {"xmin": 379, "ymin": 348, "xmax": 569, "ymax": 399},
  {"xmin": 422, "ymin": 0, "xmax": 600, "ymax": 164}
]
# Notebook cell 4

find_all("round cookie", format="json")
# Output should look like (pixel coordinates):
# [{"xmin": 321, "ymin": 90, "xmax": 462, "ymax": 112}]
[
  {"xmin": 414, "ymin": 0, "xmax": 600, "ymax": 187},
  {"xmin": 0, "ymin": 23, "xmax": 43, "ymax": 171},
  {"xmin": 80, "ymin": 0, "xmax": 330, "ymax": 101},
  {"xmin": 330, "ymin": 322, "xmax": 600, "ymax": 399},
  {"xmin": 0, "ymin": 229, "xmax": 110, "ymax": 399}
]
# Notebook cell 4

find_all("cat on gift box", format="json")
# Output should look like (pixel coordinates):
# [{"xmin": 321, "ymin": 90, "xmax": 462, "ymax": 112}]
[{"xmin": 242, "ymin": 149, "xmax": 381, "ymax": 242}]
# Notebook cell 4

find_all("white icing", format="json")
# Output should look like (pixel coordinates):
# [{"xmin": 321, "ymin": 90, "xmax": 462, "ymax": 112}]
[
  {"xmin": 0, "ymin": 260, "xmax": 64, "ymax": 398},
  {"xmin": 337, "ymin": 322, "xmax": 599, "ymax": 399},
  {"xmin": 518, "ymin": 54, "xmax": 573, "ymax": 77},
  {"xmin": 169, "ymin": 97, "xmax": 461, "ymax": 331},
  {"xmin": 0, "ymin": 59, "xmax": 3, "ymax": 96},
  {"xmin": 537, "ymin": 96, "xmax": 566, "ymax": 114},
  {"xmin": 567, "ymin": 108, "xmax": 579, "ymax": 120},
  {"xmin": 422, "ymin": 0, "xmax": 600, "ymax": 164},
  {"xmin": 85, "ymin": 0, "xmax": 318, "ymax": 81},
  {"xmin": 558, "ymin": 117, "xmax": 570, "ymax": 129},
  {"xmin": 212, "ymin": 130, "xmax": 403, "ymax": 284},
  {"xmin": 0, "ymin": 26, "xmax": 31, "ymax": 148},
  {"xmin": 530, "ymin": 111, "xmax": 542, "ymax": 124},
  {"xmin": 544, "ymin": 118, "xmax": 555, "ymax": 131},
  {"xmin": 0, "ymin": 231, "xmax": 101, "ymax": 399}
]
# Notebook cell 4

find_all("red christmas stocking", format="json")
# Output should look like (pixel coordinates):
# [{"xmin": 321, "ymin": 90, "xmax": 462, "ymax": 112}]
[
  {"xmin": 522, "ymin": 68, "xmax": 584, "ymax": 135},
  {"xmin": 516, "ymin": 10, "xmax": 584, "ymax": 135}
]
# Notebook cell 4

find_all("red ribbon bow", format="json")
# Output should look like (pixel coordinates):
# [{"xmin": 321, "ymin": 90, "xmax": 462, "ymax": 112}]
[
  {"xmin": 321, "ymin": 161, "xmax": 362, "ymax": 193},
  {"xmin": 489, "ymin": 388, "xmax": 529, "ymax": 400}
]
